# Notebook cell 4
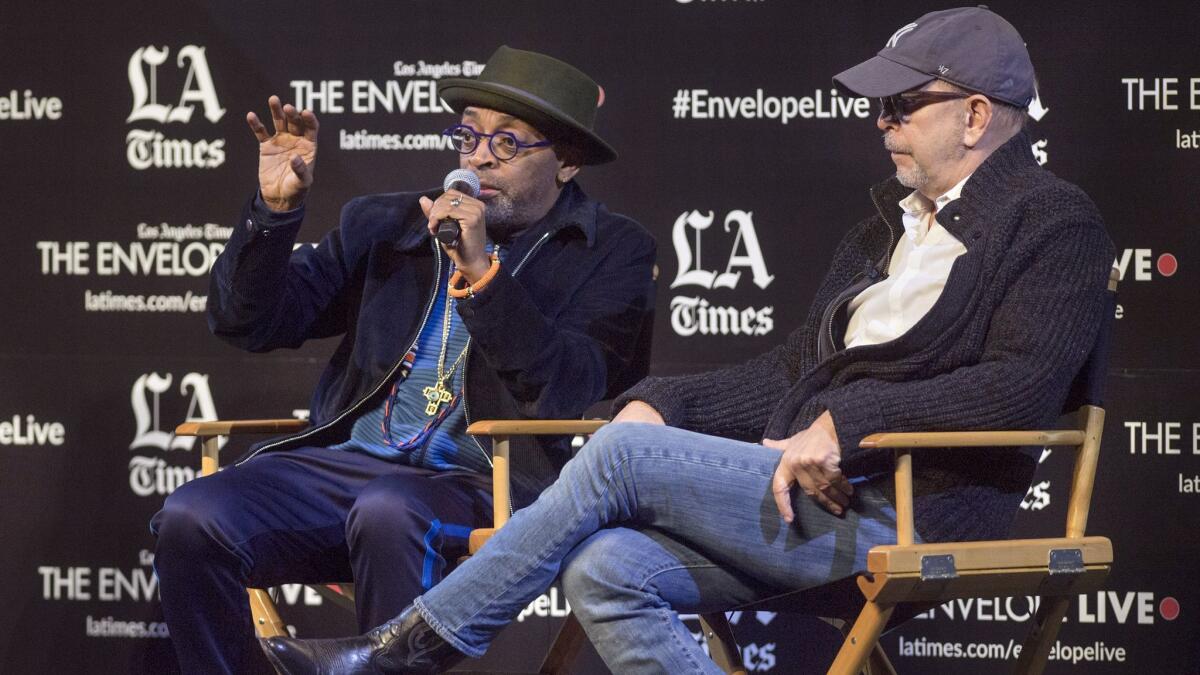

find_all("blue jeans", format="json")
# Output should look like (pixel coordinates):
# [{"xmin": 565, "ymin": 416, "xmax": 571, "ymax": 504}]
[{"xmin": 414, "ymin": 423, "xmax": 904, "ymax": 674}]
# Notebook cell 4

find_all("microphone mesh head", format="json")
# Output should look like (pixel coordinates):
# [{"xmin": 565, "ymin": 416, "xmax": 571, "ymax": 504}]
[{"xmin": 443, "ymin": 169, "xmax": 481, "ymax": 198}]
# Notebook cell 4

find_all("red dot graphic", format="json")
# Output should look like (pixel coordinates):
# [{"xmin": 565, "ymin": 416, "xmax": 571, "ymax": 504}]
[
  {"xmin": 1160, "ymin": 596, "xmax": 1180, "ymax": 621},
  {"xmin": 1157, "ymin": 253, "xmax": 1178, "ymax": 277}
]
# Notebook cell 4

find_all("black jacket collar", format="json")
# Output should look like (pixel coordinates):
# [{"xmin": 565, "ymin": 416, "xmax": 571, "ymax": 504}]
[{"xmin": 868, "ymin": 130, "xmax": 1039, "ymax": 246}]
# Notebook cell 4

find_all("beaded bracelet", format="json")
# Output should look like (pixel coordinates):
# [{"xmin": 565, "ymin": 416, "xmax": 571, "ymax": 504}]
[{"xmin": 448, "ymin": 254, "xmax": 501, "ymax": 298}]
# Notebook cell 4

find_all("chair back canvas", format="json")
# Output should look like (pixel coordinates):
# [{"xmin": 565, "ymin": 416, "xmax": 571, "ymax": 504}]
[{"xmin": 1061, "ymin": 282, "xmax": 1118, "ymax": 413}]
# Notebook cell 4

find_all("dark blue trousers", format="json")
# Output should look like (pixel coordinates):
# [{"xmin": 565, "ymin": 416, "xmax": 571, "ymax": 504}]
[{"xmin": 150, "ymin": 446, "xmax": 492, "ymax": 675}]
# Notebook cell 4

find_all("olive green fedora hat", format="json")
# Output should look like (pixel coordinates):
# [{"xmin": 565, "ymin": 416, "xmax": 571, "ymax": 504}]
[{"xmin": 438, "ymin": 46, "xmax": 617, "ymax": 165}]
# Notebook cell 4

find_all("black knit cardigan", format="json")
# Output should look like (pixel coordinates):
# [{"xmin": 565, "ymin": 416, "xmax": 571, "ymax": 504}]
[{"xmin": 617, "ymin": 132, "xmax": 1115, "ymax": 542}]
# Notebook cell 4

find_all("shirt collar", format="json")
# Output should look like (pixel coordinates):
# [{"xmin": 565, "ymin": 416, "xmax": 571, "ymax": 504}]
[
  {"xmin": 896, "ymin": 172, "xmax": 974, "ymax": 240},
  {"xmin": 897, "ymin": 172, "xmax": 973, "ymax": 218}
]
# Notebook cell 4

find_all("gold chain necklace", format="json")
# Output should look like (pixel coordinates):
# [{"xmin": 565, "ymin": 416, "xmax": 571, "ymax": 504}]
[{"xmin": 421, "ymin": 284, "xmax": 471, "ymax": 416}]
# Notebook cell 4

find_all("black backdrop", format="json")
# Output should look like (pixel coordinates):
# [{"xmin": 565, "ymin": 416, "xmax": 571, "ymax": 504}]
[{"xmin": 2, "ymin": 1, "xmax": 1198, "ymax": 672}]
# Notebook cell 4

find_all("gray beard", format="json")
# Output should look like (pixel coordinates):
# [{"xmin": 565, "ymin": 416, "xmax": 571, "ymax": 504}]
[
  {"xmin": 895, "ymin": 162, "xmax": 929, "ymax": 190},
  {"xmin": 884, "ymin": 120, "xmax": 964, "ymax": 192}
]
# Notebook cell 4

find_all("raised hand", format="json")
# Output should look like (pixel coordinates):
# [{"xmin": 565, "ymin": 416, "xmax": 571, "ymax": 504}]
[{"xmin": 246, "ymin": 95, "xmax": 318, "ymax": 212}]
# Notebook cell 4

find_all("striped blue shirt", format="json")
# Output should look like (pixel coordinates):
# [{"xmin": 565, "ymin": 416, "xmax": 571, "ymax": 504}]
[{"xmin": 332, "ymin": 260, "xmax": 488, "ymax": 473}]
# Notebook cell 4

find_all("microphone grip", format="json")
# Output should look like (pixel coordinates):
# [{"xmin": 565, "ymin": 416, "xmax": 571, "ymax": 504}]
[{"xmin": 436, "ymin": 217, "xmax": 461, "ymax": 247}]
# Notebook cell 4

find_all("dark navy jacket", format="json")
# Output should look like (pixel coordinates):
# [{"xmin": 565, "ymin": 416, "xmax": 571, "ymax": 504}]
[{"xmin": 208, "ymin": 181, "xmax": 655, "ymax": 505}]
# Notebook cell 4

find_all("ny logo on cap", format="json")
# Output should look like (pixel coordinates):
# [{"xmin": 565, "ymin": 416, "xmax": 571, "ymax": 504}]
[{"xmin": 886, "ymin": 22, "xmax": 919, "ymax": 49}]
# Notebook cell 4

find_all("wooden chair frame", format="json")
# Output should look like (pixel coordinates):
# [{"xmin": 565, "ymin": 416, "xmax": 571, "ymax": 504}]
[
  {"xmin": 826, "ymin": 404, "xmax": 1110, "ymax": 675},
  {"xmin": 461, "ymin": 404, "xmax": 1111, "ymax": 675},
  {"xmin": 174, "ymin": 399, "xmax": 1111, "ymax": 671}
]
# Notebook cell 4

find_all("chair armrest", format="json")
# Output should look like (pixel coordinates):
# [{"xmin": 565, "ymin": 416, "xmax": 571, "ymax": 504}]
[
  {"xmin": 859, "ymin": 429, "xmax": 1085, "ymax": 449},
  {"xmin": 464, "ymin": 418, "xmax": 608, "ymax": 541},
  {"xmin": 175, "ymin": 419, "xmax": 310, "ymax": 437},
  {"xmin": 862, "ymin": 428, "xmax": 1085, "ymax": 547},
  {"xmin": 466, "ymin": 419, "xmax": 608, "ymax": 436},
  {"xmin": 176, "ymin": 419, "xmax": 309, "ymax": 478},
  {"xmin": 866, "ymin": 536, "xmax": 1113, "ymax": 575}
]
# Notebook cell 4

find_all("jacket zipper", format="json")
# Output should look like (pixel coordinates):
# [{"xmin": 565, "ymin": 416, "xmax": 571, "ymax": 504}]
[
  {"xmin": 235, "ymin": 238, "xmax": 444, "ymax": 466},
  {"xmin": 462, "ymin": 231, "xmax": 553, "ymax": 516},
  {"xmin": 820, "ymin": 267, "xmax": 887, "ymax": 360},
  {"xmin": 869, "ymin": 185, "xmax": 900, "ymax": 274},
  {"xmin": 819, "ymin": 187, "xmax": 900, "ymax": 360}
]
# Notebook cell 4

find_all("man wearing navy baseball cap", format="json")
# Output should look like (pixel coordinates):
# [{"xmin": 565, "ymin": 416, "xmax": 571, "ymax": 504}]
[
  {"xmin": 263, "ymin": 9, "xmax": 1115, "ymax": 674},
  {"xmin": 833, "ymin": 6, "xmax": 1037, "ymax": 203}
]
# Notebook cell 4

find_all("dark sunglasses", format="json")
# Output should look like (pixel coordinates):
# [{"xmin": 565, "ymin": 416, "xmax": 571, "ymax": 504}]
[{"xmin": 878, "ymin": 91, "xmax": 971, "ymax": 121}]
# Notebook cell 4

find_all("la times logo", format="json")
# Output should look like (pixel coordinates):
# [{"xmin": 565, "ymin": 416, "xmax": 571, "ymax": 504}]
[
  {"xmin": 128, "ymin": 371, "xmax": 220, "ymax": 497},
  {"xmin": 126, "ymin": 45, "xmax": 226, "ymax": 170},
  {"xmin": 670, "ymin": 210, "xmax": 774, "ymax": 338},
  {"xmin": 1019, "ymin": 447, "xmax": 1054, "ymax": 512},
  {"xmin": 688, "ymin": 613, "xmax": 776, "ymax": 671}
]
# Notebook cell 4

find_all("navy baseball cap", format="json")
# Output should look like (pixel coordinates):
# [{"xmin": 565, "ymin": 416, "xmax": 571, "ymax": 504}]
[{"xmin": 834, "ymin": 6, "xmax": 1035, "ymax": 107}]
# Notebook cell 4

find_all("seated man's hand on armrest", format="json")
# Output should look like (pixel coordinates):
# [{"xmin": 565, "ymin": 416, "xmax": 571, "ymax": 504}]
[{"xmin": 765, "ymin": 410, "xmax": 853, "ymax": 519}]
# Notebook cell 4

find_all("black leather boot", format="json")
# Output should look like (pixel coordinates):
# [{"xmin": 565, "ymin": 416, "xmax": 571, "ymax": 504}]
[{"xmin": 260, "ymin": 606, "xmax": 465, "ymax": 674}]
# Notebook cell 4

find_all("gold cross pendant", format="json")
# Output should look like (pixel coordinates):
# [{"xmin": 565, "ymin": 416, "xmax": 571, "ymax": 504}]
[{"xmin": 422, "ymin": 384, "xmax": 453, "ymax": 416}]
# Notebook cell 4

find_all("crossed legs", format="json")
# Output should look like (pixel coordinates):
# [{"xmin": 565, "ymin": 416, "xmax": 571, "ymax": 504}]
[{"xmin": 412, "ymin": 423, "xmax": 902, "ymax": 672}]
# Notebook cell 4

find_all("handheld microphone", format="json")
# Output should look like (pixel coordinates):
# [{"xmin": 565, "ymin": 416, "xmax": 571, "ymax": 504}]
[{"xmin": 436, "ymin": 169, "xmax": 482, "ymax": 247}]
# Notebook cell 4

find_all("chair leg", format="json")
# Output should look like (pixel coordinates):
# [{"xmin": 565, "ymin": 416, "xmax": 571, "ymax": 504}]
[
  {"xmin": 1014, "ymin": 596, "xmax": 1071, "ymax": 675},
  {"xmin": 699, "ymin": 612, "xmax": 746, "ymax": 675},
  {"xmin": 539, "ymin": 613, "xmax": 587, "ymax": 675},
  {"xmin": 248, "ymin": 588, "xmax": 287, "ymax": 638},
  {"xmin": 828, "ymin": 601, "xmax": 894, "ymax": 675},
  {"xmin": 309, "ymin": 583, "xmax": 357, "ymax": 614},
  {"xmin": 819, "ymin": 616, "xmax": 848, "ymax": 633},
  {"xmin": 867, "ymin": 641, "xmax": 898, "ymax": 675},
  {"xmin": 821, "ymin": 616, "xmax": 896, "ymax": 675}
]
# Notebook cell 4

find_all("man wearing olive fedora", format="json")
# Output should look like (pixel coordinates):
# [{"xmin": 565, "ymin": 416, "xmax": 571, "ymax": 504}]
[{"xmin": 150, "ymin": 45, "xmax": 654, "ymax": 675}]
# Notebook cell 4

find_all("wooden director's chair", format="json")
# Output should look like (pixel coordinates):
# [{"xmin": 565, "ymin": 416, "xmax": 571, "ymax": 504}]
[
  {"xmin": 172, "ymin": 272, "xmax": 656, "ymax": 643},
  {"xmin": 464, "ymin": 268, "xmax": 1119, "ymax": 675}
]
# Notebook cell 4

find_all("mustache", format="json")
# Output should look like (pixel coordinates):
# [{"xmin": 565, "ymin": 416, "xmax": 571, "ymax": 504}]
[
  {"xmin": 882, "ymin": 135, "xmax": 911, "ymax": 154},
  {"xmin": 473, "ymin": 173, "xmax": 506, "ymax": 191}
]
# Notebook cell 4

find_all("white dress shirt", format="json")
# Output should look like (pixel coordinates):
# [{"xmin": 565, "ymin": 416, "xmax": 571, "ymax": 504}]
[{"xmin": 843, "ymin": 174, "xmax": 972, "ymax": 349}]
